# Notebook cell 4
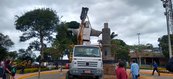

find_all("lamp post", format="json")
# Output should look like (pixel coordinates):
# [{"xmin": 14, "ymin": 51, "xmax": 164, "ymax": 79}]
[
  {"xmin": 161, "ymin": 0, "xmax": 173, "ymax": 58},
  {"xmin": 137, "ymin": 33, "xmax": 141, "ymax": 66},
  {"xmin": 137, "ymin": 33, "xmax": 140, "ymax": 45}
]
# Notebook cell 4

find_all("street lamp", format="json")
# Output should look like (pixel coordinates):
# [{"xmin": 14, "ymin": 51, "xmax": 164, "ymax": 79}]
[
  {"xmin": 161, "ymin": 0, "xmax": 173, "ymax": 58},
  {"xmin": 137, "ymin": 33, "xmax": 141, "ymax": 66},
  {"xmin": 137, "ymin": 33, "xmax": 140, "ymax": 45}
]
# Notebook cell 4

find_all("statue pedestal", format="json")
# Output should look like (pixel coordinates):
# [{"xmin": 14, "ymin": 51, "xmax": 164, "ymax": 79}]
[
  {"xmin": 101, "ymin": 23, "xmax": 116, "ymax": 75},
  {"xmin": 103, "ymin": 63, "xmax": 115, "ymax": 75}
]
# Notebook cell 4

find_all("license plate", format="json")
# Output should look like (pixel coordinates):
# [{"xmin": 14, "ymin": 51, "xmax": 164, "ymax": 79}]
[{"xmin": 84, "ymin": 70, "xmax": 91, "ymax": 73}]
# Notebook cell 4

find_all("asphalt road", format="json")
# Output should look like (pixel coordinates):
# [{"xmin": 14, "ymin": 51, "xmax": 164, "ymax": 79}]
[
  {"xmin": 17, "ymin": 69, "xmax": 173, "ymax": 79},
  {"xmin": 26, "ymin": 72, "xmax": 65, "ymax": 79}
]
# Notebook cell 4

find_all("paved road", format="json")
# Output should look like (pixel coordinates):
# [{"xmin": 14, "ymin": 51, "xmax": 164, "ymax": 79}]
[
  {"xmin": 16, "ymin": 69, "xmax": 173, "ymax": 79},
  {"xmin": 131, "ymin": 70, "xmax": 173, "ymax": 79},
  {"xmin": 141, "ymin": 74, "xmax": 173, "ymax": 79},
  {"xmin": 26, "ymin": 72, "xmax": 65, "ymax": 79},
  {"xmin": 16, "ymin": 70, "xmax": 67, "ymax": 79}
]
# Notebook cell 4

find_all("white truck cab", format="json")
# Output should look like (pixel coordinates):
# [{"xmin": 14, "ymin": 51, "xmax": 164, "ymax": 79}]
[{"xmin": 69, "ymin": 45, "xmax": 103, "ymax": 79}]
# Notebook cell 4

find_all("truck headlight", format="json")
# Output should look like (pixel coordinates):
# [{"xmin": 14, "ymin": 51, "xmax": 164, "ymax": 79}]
[
  {"xmin": 101, "ymin": 62, "xmax": 103, "ymax": 67},
  {"xmin": 98, "ymin": 62, "xmax": 103, "ymax": 68},
  {"xmin": 73, "ymin": 69, "xmax": 79, "ymax": 73}
]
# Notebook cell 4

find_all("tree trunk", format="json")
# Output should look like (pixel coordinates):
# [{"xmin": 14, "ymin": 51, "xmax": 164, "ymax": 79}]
[{"xmin": 38, "ymin": 31, "xmax": 44, "ymax": 79}]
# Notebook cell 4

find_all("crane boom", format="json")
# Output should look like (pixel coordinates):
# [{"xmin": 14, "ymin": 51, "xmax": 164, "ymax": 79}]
[{"xmin": 77, "ymin": 7, "xmax": 89, "ymax": 45}]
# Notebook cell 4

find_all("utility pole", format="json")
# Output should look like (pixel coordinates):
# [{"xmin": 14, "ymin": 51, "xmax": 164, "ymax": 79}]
[
  {"xmin": 161, "ymin": 0, "xmax": 173, "ymax": 58},
  {"xmin": 137, "ymin": 33, "xmax": 140, "ymax": 45},
  {"xmin": 137, "ymin": 33, "xmax": 141, "ymax": 66}
]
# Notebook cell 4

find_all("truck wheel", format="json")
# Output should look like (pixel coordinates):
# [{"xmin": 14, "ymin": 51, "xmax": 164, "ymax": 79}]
[{"xmin": 69, "ymin": 75, "xmax": 74, "ymax": 79}]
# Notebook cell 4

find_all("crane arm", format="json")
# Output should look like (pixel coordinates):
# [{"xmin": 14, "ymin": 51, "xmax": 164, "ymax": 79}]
[{"xmin": 77, "ymin": 7, "xmax": 89, "ymax": 45}]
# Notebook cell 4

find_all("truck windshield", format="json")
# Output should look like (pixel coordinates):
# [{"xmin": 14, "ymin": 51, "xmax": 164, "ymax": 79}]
[{"xmin": 74, "ymin": 46, "xmax": 101, "ymax": 57}]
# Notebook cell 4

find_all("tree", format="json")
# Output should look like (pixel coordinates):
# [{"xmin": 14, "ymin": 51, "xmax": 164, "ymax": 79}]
[
  {"xmin": 17, "ymin": 49, "xmax": 36, "ymax": 61},
  {"xmin": 43, "ymin": 47, "xmax": 61, "ymax": 61},
  {"xmin": 66, "ymin": 21, "xmax": 79, "ymax": 29},
  {"xmin": 8, "ymin": 51, "xmax": 18, "ymax": 60},
  {"xmin": 15, "ymin": 8, "xmax": 59, "ymax": 78},
  {"xmin": 146, "ymin": 43, "xmax": 153, "ymax": 49},
  {"xmin": 0, "ymin": 33, "xmax": 14, "ymax": 61},
  {"xmin": 16, "ymin": 49, "xmax": 36, "ymax": 68},
  {"xmin": 53, "ymin": 21, "xmax": 79, "ymax": 60},
  {"xmin": 0, "ymin": 45, "xmax": 7, "ymax": 61},
  {"xmin": 0, "ymin": 33, "xmax": 14, "ymax": 48},
  {"xmin": 111, "ymin": 39, "xmax": 129, "ymax": 61},
  {"xmin": 158, "ymin": 34, "xmax": 173, "ymax": 58},
  {"xmin": 129, "ymin": 44, "xmax": 153, "ymax": 52}
]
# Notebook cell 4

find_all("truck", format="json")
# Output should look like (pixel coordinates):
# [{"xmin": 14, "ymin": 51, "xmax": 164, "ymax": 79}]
[
  {"xmin": 66, "ymin": 7, "xmax": 103, "ymax": 79},
  {"xmin": 68, "ymin": 45, "xmax": 103, "ymax": 79}
]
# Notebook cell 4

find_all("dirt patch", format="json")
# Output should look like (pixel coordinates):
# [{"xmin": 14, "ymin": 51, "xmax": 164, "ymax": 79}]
[{"xmin": 104, "ymin": 75, "xmax": 116, "ymax": 79}]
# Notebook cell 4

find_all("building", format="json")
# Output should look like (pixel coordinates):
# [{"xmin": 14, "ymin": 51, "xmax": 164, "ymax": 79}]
[{"xmin": 129, "ymin": 47, "xmax": 166, "ymax": 66}]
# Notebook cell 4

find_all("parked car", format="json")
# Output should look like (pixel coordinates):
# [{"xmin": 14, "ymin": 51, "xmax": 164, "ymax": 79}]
[{"xmin": 31, "ymin": 62, "xmax": 39, "ymax": 67}]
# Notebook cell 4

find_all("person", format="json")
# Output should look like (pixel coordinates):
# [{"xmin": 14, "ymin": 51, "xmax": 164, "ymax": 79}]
[
  {"xmin": 115, "ymin": 61, "xmax": 128, "ymax": 79},
  {"xmin": 1, "ymin": 60, "xmax": 6, "ymax": 79},
  {"xmin": 130, "ymin": 60, "xmax": 139, "ymax": 79},
  {"xmin": 60, "ymin": 63, "xmax": 63, "ymax": 72},
  {"xmin": 5, "ymin": 60, "xmax": 12, "ymax": 79},
  {"xmin": 0, "ymin": 61, "xmax": 5, "ymax": 79},
  {"xmin": 152, "ymin": 61, "xmax": 160, "ymax": 76},
  {"xmin": 10, "ymin": 61, "xmax": 16, "ymax": 79},
  {"xmin": 20, "ymin": 60, "xmax": 26, "ymax": 74}
]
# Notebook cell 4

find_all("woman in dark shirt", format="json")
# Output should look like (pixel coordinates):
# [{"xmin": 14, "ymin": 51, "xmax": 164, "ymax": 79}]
[
  {"xmin": 5, "ymin": 60, "xmax": 12, "ymax": 79},
  {"xmin": 10, "ymin": 61, "xmax": 16, "ymax": 79}
]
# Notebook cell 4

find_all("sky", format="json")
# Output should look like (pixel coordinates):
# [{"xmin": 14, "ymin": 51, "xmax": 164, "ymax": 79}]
[{"xmin": 0, "ymin": 0, "xmax": 168, "ymax": 53}]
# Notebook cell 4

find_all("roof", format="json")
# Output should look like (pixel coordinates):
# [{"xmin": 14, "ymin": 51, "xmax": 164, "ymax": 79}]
[{"xmin": 129, "ymin": 52, "xmax": 165, "ymax": 58}]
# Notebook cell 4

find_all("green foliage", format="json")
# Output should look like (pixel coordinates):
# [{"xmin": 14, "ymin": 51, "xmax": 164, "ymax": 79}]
[
  {"xmin": 0, "ymin": 45, "xmax": 7, "ymax": 61},
  {"xmin": 53, "ymin": 21, "xmax": 79, "ymax": 59},
  {"xmin": 66, "ymin": 21, "xmax": 80, "ymax": 29},
  {"xmin": 17, "ymin": 49, "xmax": 36, "ymax": 61},
  {"xmin": 129, "ymin": 43, "xmax": 153, "ymax": 53},
  {"xmin": 15, "ymin": 8, "xmax": 59, "ymax": 63},
  {"xmin": 8, "ymin": 51, "xmax": 18, "ymax": 60},
  {"xmin": 111, "ymin": 39, "xmax": 129, "ymax": 61},
  {"xmin": 0, "ymin": 33, "xmax": 14, "ymax": 48},
  {"xmin": 15, "ymin": 8, "xmax": 59, "ymax": 42},
  {"xmin": 158, "ymin": 34, "xmax": 173, "ymax": 58},
  {"xmin": 42, "ymin": 47, "xmax": 61, "ymax": 61},
  {"xmin": 15, "ymin": 8, "xmax": 59, "ymax": 48},
  {"xmin": 110, "ymin": 32, "xmax": 118, "ymax": 39},
  {"xmin": 0, "ymin": 33, "xmax": 14, "ymax": 61}
]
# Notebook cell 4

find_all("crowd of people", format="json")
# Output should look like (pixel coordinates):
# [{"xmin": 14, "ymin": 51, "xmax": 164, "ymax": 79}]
[
  {"xmin": 115, "ymin": 59, "xmax": 161, "ymax": 79},
  {"xmin": 115, "ymin": 59, "xmax": 140, "ymax": 79},
  {"xmin": 0, "ymin": 60, "xmax": 16, "ymax": 79}
]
